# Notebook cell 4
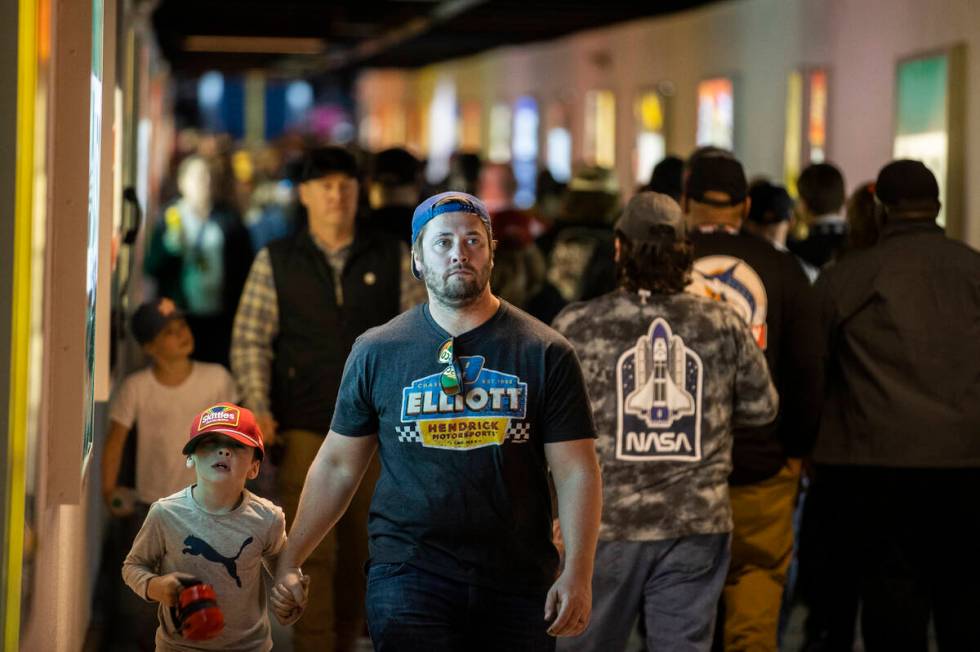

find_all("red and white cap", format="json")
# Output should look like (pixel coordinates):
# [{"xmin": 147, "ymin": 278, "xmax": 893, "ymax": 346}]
[{"xmin": 183, "ymin": 403, "xmax": 264, "ymax": 460}]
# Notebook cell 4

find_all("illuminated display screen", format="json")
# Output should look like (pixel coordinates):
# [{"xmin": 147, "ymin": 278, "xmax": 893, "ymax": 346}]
[
  {"xmin": 545, "ymin": 101, "xmax": 572, "ymax": 182},
  {"xmin": 426, "ymin": 76, "xmax": 457, "ymax": 184},
  {"xmin": 783, "ymin": 71, "xmax": 803, "ymax": 194},
  {"xmin": 893, "ymin": 54, "xmax": 949, "ymax": 226},
  {"xmin": 547, "ymin": 128, "xmax": 572, "ymax": 183},
  {"xmin": 512, "ymin": 96, "xmax": 539, "ymax": 208},
  {"xmin": 696, "ymin": 77, "xmax": 734, "ymax": 150},
  {"xmin": 635, "ymin": 92, "xmax": 666, "ymax": 184},
  {"xmin": 808, "ymin": 70, "xmax": 828, "ymax": 162},
  {"xmin": 585, "ymin": 90, "xmax": 616, "ymax": 168},
  {"xmin": 459, "ymin": 100, "xmax": 482, "ymax": 152},
  {"xmin": 488, "ymin": 102, "xmax": 512, "ymax": 163}
]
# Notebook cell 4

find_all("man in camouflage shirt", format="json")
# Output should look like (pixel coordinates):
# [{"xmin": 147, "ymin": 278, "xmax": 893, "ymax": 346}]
[{"xmin": 553, "ymin": 192, "xmax": 777, "ymax": 651}]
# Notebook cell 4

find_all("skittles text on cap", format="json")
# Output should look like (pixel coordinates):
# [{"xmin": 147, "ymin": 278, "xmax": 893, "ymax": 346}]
[{"xmin": 183, "ymin": 403, "xmax": 265, "ymax": 460}]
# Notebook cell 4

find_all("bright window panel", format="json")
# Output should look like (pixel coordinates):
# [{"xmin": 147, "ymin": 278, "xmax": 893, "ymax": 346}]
[
  {"xmin": 808, "ymin": 70, "xmax": 828, "ymax": 163},
  {"xmin": 488, "ymin": 103, "xmax": 512, "ymax": 163},
  {"xmin": 426, "ymin": 76, "xmax": 457, "ymax": 184},
  {"xmin": 783, "ymin": 71, "xmax": 803, "ymax": 195},
  {"xmin": 547, "ymin": 128, "xmax": 572, "ymax": 183},
  {"xmin": 696, "ymin": 78, "xmax": 734, "ymax": 150},
  {"xmin": 512, "ymin": 96, "xmax": 539, "ymax": 208},
  {"xmin": 894, "ymin": 54, "xmax": 949, "ymax": 226},
  {"xmin": 459, "ymin": 101, "xmax": 482, "ymax": 151},
  {"xmin": 585, "ymin": 90, "xmax": 616, "ymax": 168},
  {"xmin": 635, "ymin": 92, "xmax": 666, "ymax": 184}
]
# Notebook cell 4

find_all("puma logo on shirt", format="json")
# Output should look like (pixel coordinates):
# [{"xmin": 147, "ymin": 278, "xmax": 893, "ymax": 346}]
[{"xmin": 182, "ymin": 535, "xmax": 254, "ymax": 588}]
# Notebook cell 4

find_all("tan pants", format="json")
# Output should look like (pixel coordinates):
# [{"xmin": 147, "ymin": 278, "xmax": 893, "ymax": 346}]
[
  {"xmin": 278, "ymin": 429, "xmax": 380, "ymax": 652},
  {"xmin": 722, "ymin": 460, "xmax": 800, "ymax": 652}
]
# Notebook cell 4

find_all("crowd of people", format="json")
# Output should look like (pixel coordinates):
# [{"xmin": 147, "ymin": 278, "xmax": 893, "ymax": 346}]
[{"xmin": 97, "ymin": 129, "xmax": 980, "ymax": 652}]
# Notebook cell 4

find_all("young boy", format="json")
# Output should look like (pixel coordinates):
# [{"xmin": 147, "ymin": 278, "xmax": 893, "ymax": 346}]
[
  {"xmin": 103, "ymin": 297, "xmax": 239, "ymax": 515},
  {"xmin": 122, "ymin": 402, "xmax": 304, "ymax": 651}
]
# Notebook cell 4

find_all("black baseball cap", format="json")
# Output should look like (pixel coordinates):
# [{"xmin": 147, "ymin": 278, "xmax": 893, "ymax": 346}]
[
  {"xmin": 685, "ymin": 155, "xmax": 748, "ymax": 206},
  {"xmin": 615, "ymin": 192, "xmax": 685, "ymax": 240},
  {"xmin": 131, "ymin": 297, "xmax": 185, "ymax": 345},
  {"xmin": 875, "ymin": 160, "xmax": 940, "ymax": 213},
  {"xmin": 747, "ymin": 182, "xmax": 794, "ymax": 224},
  {"xmin": 371, "ymin": 148, "xmax": 421, "ymax": 186},
  {"xmin": 299, "ymin": 146, "xmax": 358, "ymax": 183}
]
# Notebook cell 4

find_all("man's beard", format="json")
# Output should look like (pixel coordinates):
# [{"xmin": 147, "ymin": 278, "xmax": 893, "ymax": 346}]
[{"xmin": 421, "ymin": 261, "xmax": 493, "ymax": 308}]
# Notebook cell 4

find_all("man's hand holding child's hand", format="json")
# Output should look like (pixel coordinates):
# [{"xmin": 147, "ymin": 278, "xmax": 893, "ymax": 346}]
[{"xmin": 271, "ymin": 568, "xmax": 309, "ymax": 625}]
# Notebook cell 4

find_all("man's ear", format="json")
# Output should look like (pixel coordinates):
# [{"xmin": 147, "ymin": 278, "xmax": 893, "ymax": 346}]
[
  {"xmin": 247, "ymin": 459, "xmax": 260, "ymax": 481},
  {"xmin": 297, "ymin": 181, "xmax": 311, "ymax": 210}
]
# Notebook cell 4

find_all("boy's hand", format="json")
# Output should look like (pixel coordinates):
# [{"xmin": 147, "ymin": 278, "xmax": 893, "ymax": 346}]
[
  {"xmin": 271, "ymin": 569, "xmax": 309, "ymax": 625},
  {"xmin": 146, "ymin": 572, "xmax": 199, "ymax": 607}
]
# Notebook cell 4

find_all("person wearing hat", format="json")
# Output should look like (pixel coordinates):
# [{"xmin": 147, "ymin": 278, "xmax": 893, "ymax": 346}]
[
  {"xmin": 787, "ymin": 162, "xmax": 848, "ymax": 272},
  {"xmin": 808, "ymin": 159, "xmax": 980, "ymax": 650},
  {"xmin": 528, "ymin": 165, "xmax": 622, "ymax": 325},
  {"xmin": 273, "ymin": 190, "xmax": 602, "ymax": 650},
  {"xmin": 102, "ymin": 297, "xmax": 240, "ymax": 649},
  {"xmin": 742, "ymin": 181, "xmax": 795, "ymax": 250},
  {"xmin": 143, "ymin": 154, "xmax": 254, "ymax": 367},
  {"xmin": 551, "ymin": 192, "xmax": 777, "ymax": 651},
  {"xmin": 682, "ymin": 152, "xmax": 822, "ymax": 651},
  {"xmin": 230, "ymin": 146, "xmax": 424, "ymax": 652},
  {"xmin": 122, "ymin": 402, "xmax": 305, "ymax": 651},
  {"xmin": 365, "ymin": 147, "xmax": 423, "ymax": 244}
]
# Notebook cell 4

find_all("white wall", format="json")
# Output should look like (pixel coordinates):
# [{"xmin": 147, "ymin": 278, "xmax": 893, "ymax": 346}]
[{"xmin": 358, "ymin": 0, "xmax": 980, "ymax": 247}]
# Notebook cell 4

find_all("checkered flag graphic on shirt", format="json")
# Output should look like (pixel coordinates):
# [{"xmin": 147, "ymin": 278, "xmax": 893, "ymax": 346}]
[
  {"xmin": 396, "ymin": 425, "xmax": 422, "ymax": 443},
  {"xmin": 506, "ymin": 421, "xmax": 531, "ymax": 442}
]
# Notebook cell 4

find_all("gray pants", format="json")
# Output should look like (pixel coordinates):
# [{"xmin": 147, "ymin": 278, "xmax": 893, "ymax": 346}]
[{"xmin": 558, "ymin": 534, "xmax": 731, "ymax": 652}]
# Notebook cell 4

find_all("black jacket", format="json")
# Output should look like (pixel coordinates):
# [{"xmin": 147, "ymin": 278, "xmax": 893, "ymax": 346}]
[
  {"xmin": 268, "ymin": 229, "xmax": 403, "ymax": 432},
  {"xmin": 690, "ymin": 228, "xmax": 823, "ymax": 484},
  {"xmin": 813, "ymin": 221, "xmax": 980, "ymax": 467}
]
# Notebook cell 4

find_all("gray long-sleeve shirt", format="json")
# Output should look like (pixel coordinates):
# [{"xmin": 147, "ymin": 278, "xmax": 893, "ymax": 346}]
[{"xmin": 122, "ymin": 487, "xmax": 286, "ymax": 651}]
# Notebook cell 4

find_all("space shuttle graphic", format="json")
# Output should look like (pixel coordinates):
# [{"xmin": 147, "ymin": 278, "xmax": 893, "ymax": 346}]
[{"xmin": 625, "ymin": 321, "xmax": 695, "ymax": 428}]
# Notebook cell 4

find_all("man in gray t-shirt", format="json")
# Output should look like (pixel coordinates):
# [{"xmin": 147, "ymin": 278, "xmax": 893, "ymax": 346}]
[
  {"xmin": 274, "ymin": 191, "xmax": 602, "ymax": 651},
  {"xmin": 553, "ymin": 192, "xmax": 777, "ymax": 652}
]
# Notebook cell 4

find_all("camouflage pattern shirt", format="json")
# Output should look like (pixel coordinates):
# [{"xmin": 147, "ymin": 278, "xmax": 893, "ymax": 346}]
[{"xmin": 553, "ymin": 289, "xmax": 778, "ymax": 541}]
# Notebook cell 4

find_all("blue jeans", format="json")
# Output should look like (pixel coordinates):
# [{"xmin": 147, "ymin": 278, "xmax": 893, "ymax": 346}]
[
  {"xmin": 557, "ymin": 534, "xmax": 731, "ymax": 652},
  {"xmin": 365, "ymin": 562, "xmax": 556, "ymax": 652}
]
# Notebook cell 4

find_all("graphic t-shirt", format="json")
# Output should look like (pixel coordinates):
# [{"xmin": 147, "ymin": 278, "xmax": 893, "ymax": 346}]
[
  {"xmin": 331, "ymin": 301, "xmax": 596, "ymax": 593},
  {"xmin": 688, "ymin": 228, "xmax": 821, "ymax": 482},
  {"xmin": 122, "ymin": 488, "xmax": 286, "ymax": 652},
  {"xmin": 553, "ymin": 290, "xmax": 777, "ymax": 542}
]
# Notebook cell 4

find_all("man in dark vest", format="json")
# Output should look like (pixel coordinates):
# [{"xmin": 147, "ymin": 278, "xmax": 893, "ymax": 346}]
[{"xmin": 231, "ymin": 146, "xmax": 424, "ymax": 652}]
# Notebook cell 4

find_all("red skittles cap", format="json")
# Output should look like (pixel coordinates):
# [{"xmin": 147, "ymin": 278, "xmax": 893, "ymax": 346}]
[{"xmin": 183, "ymin": 403, "xmax": 264, "ymax": 460}]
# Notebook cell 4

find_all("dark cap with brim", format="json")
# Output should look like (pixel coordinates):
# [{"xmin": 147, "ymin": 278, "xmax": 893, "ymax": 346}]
[
  {"xmin": 299, "ymin": 147, "xmax": 358, "ymax": 183},
  {"xmin": 686, "ymin": 155, "xmax": 748, "ymax": 206},
  {"xmin": 616, "ymin": 192, "xmax": 685, "ymax": 240},
  {"xmin": 875, "ymin": 159, "xmax": 941, "ymax": 214},
  {"xmin": 747, "ymin": 182, "xmax": 794, "ymax": 224},
  {"xmin": 131, "ymin": 297, "xmax": 185, "ymax": 345}
]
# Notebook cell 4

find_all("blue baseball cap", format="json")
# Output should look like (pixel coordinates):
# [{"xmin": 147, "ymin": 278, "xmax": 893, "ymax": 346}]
[{"xmin": 410, "ymin": 191, "xmax": 492, "ymax": 279}]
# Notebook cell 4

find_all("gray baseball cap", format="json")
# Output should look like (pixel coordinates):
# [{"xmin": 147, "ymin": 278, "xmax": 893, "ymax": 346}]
[{"xmin": 615, "ymin": 191, "xmax": 685, "ymax": 240}]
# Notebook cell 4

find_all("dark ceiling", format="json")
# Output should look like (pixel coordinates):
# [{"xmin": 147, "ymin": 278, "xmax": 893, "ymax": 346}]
[{"xmin": 152, "ymin": 0, "xmax": 723, "ymax": 78}]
